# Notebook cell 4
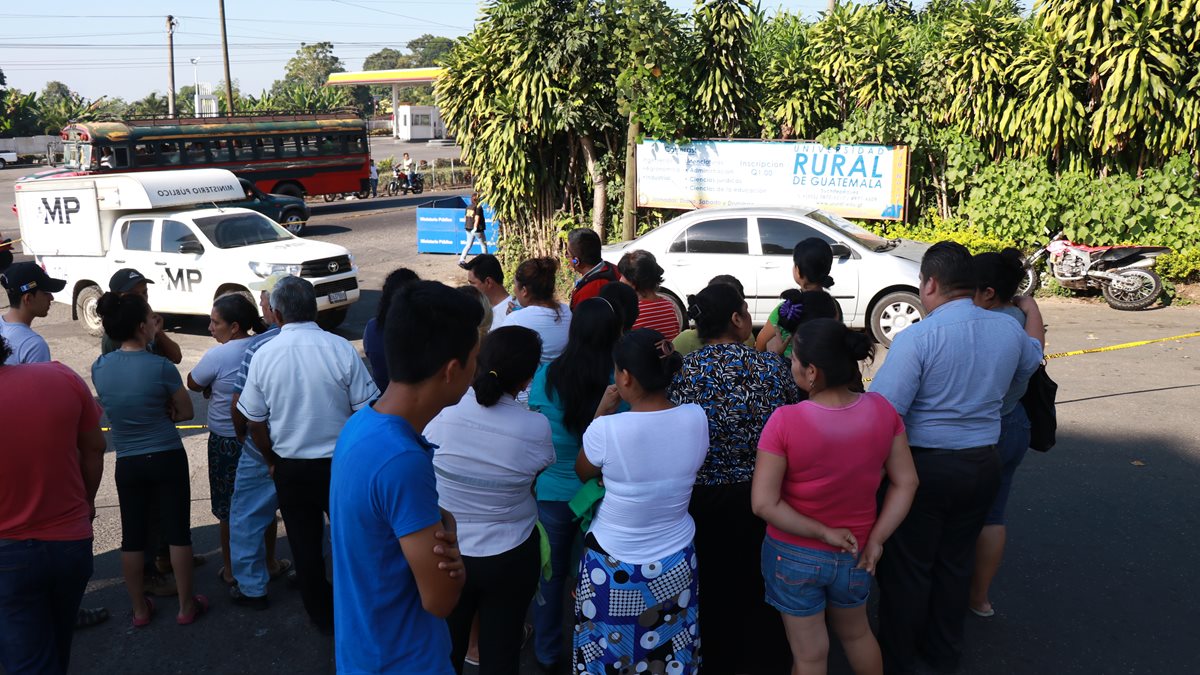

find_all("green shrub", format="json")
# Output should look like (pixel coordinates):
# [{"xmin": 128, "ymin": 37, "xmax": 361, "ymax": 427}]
[
  {"xmin": 1156, "ymin": 248, "xmax": 1200, "ymax": 283},
  {"xmin": 862, "ymin": 214, "xmax": 1019, "ymax": 254}
]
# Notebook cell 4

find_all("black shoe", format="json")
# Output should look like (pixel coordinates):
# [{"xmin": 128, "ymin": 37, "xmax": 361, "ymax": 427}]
[{"xmin": 229, "ymin": 586, "xmax": 269, "ymax": 611}]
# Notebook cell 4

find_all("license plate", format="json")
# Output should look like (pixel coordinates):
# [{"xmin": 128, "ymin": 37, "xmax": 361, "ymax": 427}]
[{"xmin": 328, "ymin": 290, "xmax": 347, "ymax": 303}]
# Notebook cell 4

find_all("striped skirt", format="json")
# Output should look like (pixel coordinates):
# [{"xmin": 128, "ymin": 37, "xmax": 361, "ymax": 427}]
[{"xmin": 572, "ymin": 541, "xmax": 701, "ymax": 674}]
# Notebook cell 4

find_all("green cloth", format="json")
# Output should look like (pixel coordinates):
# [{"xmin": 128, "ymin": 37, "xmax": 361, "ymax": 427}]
[
  {"xmin": 568, "ymin": 478, "xmax": 606, "ymax": 534},
  {"xmin": 536, "ymin": 522, "xmax": 552, "ymax": 581},
  {"xmin": 673, "ymin": 329, "xmax": 754, "ymax": 356},
  {"xmin": 766, "ymin": 303, "xmax": 794, "ymax": 358}
]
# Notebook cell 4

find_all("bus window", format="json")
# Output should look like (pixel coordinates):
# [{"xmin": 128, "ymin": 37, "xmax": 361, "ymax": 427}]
[
  {"xmin": 134, "ymin": 143, "xmax": 158, "ymax": 167},
  {"xmin": 318, "ymin": 135, "xmax": 343, "ymax": 155},
  {"xmin": 232, "ymin": 138, "xmax": 255, "ymax": 161},
  {"xmin": 280, "ymin": 137, "xmax": 302, "ymax": 158},
  {"xmin": 112, "ymin": 146, "xmax": 131, "ymax": 168},
  {"xmin": 160, "ymin": 142, "xmax": 181, "ymax": 166},
  {"xmin": 184, "ymin": 141, "xmax": 208, "ymax": 165},
  {"xmin": 252, "ymin": 137, "xmax": 271, "ymax": 159},
  {"xmin": 350, "ymin": 134, "xmax": 368, "ymax": 155},
  {"xmin": 299, "ymin": 136, "xmax": 320, "ymax": 157},
  {"xmin": 210, "ymin": 140, "xmax": 230, "ymax": 162}
]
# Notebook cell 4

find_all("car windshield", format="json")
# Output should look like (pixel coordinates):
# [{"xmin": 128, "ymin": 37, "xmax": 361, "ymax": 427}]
[
  {"xmin": 806, "ymin": 210, "xmax": 897, "ymax": 252},
  {"xmin": 195, "ymin": 211, "xmax": 291, "ymax": 249}
]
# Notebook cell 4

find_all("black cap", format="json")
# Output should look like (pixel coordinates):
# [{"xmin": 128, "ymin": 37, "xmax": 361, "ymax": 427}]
[
  {"xmin": 0, "ymin": 262, "xmax": 66, "ymax": 295},
  {"xmin": 109, "ymin": 268, "xmax": 154, "ymax": 294}
]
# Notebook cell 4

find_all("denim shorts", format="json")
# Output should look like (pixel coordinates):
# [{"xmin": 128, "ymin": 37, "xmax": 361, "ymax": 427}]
[{"xmin": 761, "ymin": 536, "xmax": 872, "ymax": 617}]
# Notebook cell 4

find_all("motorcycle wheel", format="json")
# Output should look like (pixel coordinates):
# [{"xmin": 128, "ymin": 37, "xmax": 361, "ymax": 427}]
[
  {"xmin": 322, "ymin": 194, "xmax": 339, "ymax": 202},
  {"xmin": 1017, "ymin": 265, "xmax": 1039, "ymax": 297},
  {"xmin": 1102, "ymin": 269, "xmax": 1162, "ymax": 311}
]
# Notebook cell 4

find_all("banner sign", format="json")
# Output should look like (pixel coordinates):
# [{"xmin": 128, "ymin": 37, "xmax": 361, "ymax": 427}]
[
  {"xmin": 636, "ymin": 140, "xmax": 909, "ymax": 221},
  {"xmin": 415, "ymin": 195, "xmax": 498, "ymax": 254}
]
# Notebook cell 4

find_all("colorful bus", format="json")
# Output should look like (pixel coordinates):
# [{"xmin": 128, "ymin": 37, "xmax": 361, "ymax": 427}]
[{"xmin": 54, "ymin": 112, "xmax": 371, "ymax": 199}]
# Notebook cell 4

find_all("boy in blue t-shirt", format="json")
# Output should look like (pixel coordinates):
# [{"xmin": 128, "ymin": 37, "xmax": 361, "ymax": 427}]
[{"xmin": 330, "ymin": 281, "xmax": 484, "ymax": 674}]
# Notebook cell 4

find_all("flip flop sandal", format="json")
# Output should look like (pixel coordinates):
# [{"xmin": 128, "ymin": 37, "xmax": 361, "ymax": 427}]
[
  {"xmin": 970, "ymin": 605, "xmax": 996, "ymax": 618},
  {"xmin": 268, "ymin": 558, "xmax": 294, "ymax": 581},
  {"xmin": 177, "ymin": 594, "xmax": 210, "ymax": 626},
  {"xmin": 132, "ymin": 597, "xmax": 155, "ymax": 628},
  {"xmin": 216, "ymin": 566, "xmax": 236, "ymax": 586},
  {"xmin": 75, "ymin": 606, "xmax": 110, "ymax": 629}
]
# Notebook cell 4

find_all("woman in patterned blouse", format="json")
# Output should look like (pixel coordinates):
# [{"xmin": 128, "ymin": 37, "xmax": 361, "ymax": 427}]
[{"xmin": 668, "ymin": 282, "xmax": 800, "ymax": 674}]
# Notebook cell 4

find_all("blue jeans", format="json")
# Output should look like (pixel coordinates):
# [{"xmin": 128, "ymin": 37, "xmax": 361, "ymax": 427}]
[
  {"xmin": 761, "ymin": 536, "xmax": 871, "ymax": 617},
  {"xmin": 985, "ymin": 406, "xmax": 1031, "ymax": 526},
  {"xmin": 532, "ymin": 500, "xmax": 580, "ymax": 665},
  {"xmin": 0, "ymin": 538, "xmax": 93, "ymax": 675},
  {"xmin": 229, "ymin": 445, "xmax": 279, "ymax": 597}
]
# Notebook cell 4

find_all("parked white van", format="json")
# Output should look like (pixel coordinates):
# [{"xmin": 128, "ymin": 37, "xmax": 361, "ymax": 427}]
[{"xmin": 14, "ymin": 168, "xmax": 358, "ymax": 334}]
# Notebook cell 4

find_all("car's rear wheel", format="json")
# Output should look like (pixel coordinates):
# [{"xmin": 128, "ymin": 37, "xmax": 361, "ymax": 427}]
[
  {"xmin": 0, "ymin": 158, "xmax": 7, "ymax": 169},
  {"xmin": 660, "ymin": 290, "xmax": 687, "ymax": 333},
  {"xmin": 75, "ymin": 284, "xmax": 103, "ymax": 337},
  {"xmin": 272, "ymin": 182, "xmax": 303, "ymax": 200},
  {"xmin": 869, "ymin": 291, "xmax": 924, "ymax": 348},
  {"xmin": 281, "ymin": 208, "xmax": 306, "ymax": 235}
]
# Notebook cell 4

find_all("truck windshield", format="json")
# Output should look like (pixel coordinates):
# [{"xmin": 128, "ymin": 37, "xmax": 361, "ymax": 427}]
[{"xmin": 194, "ymin": 212, "xmax": 292, "ymax": 249}]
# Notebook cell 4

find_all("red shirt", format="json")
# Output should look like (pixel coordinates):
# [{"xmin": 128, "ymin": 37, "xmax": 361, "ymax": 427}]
[
  {"xmin": 569, "ymin": 262, "xmax": 621, "ymax": 310},
  {"xmin": 0, "ymin": 361, "xmax": 101, "ymax": 541},
  {"xmin": 757, "ymin": 392, "xmax": 904, "ymax": 551},
  {"xmin": 633, "ymin": 297, "xmax": 681, "ymax": 341}
]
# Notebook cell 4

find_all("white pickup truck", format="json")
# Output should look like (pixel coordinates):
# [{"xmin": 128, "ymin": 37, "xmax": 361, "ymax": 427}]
[
  {"xmin": 0, "ymin": 150, "xmax": 16, "ymax": 169},
  {"xmin": 14, "ymin": 168, "xmax": 359, "ymax": 334}
]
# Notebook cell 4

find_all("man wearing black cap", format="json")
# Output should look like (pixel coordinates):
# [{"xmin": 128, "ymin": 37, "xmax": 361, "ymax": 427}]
[
  {"xmin": 1, "ymin": 262, "xmax": 65, "ymax": 366},
  {"xmin": 100, "ymin": 268, "xmax": 182, "ymax": 364}
]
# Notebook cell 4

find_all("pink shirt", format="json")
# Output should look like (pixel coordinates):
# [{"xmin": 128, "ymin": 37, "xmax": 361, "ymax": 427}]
[{"xmin": 758, "ymin": 392, "xmax": 904, "ymax": 552}]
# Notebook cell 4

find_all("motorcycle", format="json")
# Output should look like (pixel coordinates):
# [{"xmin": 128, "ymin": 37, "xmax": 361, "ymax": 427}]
[
  {"xmin": 385, "ymin": 172, "xmax": 424, "ymax": 196},
  {"xmin": 1017, "ymin": 231, "xmax": 1170, "ymax": 310}
]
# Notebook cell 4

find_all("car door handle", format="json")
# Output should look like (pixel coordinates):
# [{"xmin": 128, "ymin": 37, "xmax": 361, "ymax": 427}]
[
  {"xmin": 113, "ymin": 259, "xmax": 125, "ymax": 264},
  {"xmin": 155, "ymin": 261, "xmax": 168, "ymax": 266}
]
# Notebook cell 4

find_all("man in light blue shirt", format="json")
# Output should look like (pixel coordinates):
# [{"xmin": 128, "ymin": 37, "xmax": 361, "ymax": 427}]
[{"xmin": 870, "ymin": 242, "xmax": 1042, "ymax": 675}]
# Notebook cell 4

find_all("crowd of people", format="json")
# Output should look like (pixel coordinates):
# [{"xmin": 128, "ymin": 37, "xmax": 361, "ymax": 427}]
[{"xmin": 0, "ymin": 227, "xmax": 1046, "ymax": 675}]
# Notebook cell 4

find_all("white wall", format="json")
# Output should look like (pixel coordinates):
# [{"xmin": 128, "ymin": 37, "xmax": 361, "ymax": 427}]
[{"xmin": 0, "ymin": 135, "xmax": 62, "ymax": 156}]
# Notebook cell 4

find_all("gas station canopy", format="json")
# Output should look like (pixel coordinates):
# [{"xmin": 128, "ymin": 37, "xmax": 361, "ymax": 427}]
[{"xmin": 324, "ymin": 67, "xmax": 444, "ymax": 88}]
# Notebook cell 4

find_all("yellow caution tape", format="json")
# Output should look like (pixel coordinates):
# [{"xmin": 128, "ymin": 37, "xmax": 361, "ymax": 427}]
[
  {"xmin": 1044, "ymin": 330, "xmax": 1200, "ymax": 360},
  {"xmin": 94, "ymin": 332, "xmax": 1198, "ymax": 431}
]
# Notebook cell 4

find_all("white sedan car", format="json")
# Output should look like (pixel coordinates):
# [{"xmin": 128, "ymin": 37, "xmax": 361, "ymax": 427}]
[{"xmin": 601, "ymin": 206, "xmax": 929, "ymax": 346}]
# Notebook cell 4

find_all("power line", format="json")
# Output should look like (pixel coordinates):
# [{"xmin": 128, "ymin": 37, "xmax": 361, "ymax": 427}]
[{"xmin": 326, "ymin": 0, "xmax": 471, "ymax": 30}]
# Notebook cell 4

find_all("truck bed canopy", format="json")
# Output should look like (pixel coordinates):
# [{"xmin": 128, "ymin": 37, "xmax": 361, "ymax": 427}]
[{"xmin": 15, "ymin": 169, "xmax": 244, "ymax": 211}]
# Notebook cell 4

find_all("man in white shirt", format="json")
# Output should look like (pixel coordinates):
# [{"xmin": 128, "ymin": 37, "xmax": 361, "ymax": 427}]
[
  {"xmin": 236, "ymin": 276, "xmax": 379, "ymax": 633},
  {"xmin": 368, "ymin": 159, "xmax": 379, "ymax": 198},
  {"xmin": 463, "ymin": 254, "xmax": 516, "ymax": 332},
  {"xmin": 1, "ymin": 263, "xmax": 64, "ymax": 365}
]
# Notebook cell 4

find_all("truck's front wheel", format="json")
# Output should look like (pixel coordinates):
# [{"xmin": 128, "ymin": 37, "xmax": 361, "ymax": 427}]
[
  {"xmin": 76, "ymin": 285, "xmax": 104, "ymax": 337},
  {"xmin": 317, "ymin": 307, "xmax": 348, "ymax": 331}
]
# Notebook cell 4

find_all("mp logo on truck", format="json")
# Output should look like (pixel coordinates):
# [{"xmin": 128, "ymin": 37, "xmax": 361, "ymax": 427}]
[
  {"xmin": 166, "ymin": 267, "xmax": 203, "ymax": 292},
  {"xmin": 40, "ymin": 197, "xmax": 82, "ymax": 224}
]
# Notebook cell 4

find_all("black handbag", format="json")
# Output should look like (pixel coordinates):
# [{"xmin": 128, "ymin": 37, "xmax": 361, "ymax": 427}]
[{"xmin": 1021, "ymin": 363, "xmax": 1058, "ymax": 452}]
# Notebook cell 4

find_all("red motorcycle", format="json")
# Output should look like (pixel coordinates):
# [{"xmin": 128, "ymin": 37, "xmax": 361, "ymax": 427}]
[{"xmin": 1017, "ymin": 231, "xmax": 1170, "ymax": 310}]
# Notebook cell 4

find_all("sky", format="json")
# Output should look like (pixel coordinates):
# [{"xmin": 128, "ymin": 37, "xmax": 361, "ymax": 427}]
[{"xmin": 0, "ymin": 0, "xmax": 921, "ymax": 103}]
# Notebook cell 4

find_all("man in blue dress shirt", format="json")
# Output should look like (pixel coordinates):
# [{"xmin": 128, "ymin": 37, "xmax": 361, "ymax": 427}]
[{"xmin": 871, "ymin": 242, "xmax": 1043, "ymax": 675}]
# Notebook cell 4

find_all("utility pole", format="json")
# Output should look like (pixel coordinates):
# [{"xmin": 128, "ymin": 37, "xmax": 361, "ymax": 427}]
[
  {"xmin": 166, "ymin": 15, "xmax": 178, "ymax": 117},
  {"xmin": 828, "ymin": 0, "xmax": 836, "ymax": 12},
  {"xmin": 218, "ymin": 0, "xmax": 235, "ymax": 115}
]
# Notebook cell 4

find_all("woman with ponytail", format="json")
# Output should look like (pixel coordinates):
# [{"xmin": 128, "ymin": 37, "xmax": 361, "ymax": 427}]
[
  {"xmin": 969, "ymin": 249, "xmax": 1045, "ymax": 618},
  {"xmin": 752, "ymin": 318, "xmax": 918, "ymax": 675},
  {"xmin": 572, "ymin": 329, "xmax": 708, "ymax": 673},
  {"xmin": 92, "ymin": 292, "xmax": 206, "ymax": 626},
  {"xmin": 502, "ymin": 257, "xmax": 572, "ymax": 363},
  {"xmin": 424, "ymin": 326, "xmax": 555, "ymax": 674},
  {"xmin": 188, "ymin": 292, "xmax": 270, "ymax": 587},
  {"xmin": 757, "ymin": 237, "xmax": 844, "ymax": 354},
  {"xmin": 667, "ymin": 282, "xmax": 800, "ymax": 674}
]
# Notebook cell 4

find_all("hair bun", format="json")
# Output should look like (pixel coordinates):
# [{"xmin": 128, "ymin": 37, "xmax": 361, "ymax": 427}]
[
  {"xmin": 685, "ymin": 295, "xmax": 702, "ymax": 320},
  {"xmin": 845, "ymin": 330, "xmax": 873, "ymax": 361},
  {"xmin": 821, "ymin": 275, "xmax": 835, "ymax": 289},
  {"xmin": 96, "ymin": 291, "xmax": 121, "ymax": 317}
]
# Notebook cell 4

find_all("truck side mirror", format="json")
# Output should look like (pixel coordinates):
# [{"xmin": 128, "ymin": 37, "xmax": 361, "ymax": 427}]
[
  {"xmin": 178, "ymin": 240, "xmax": 204, "ymax": 255},
  {"xmin": 830, "ymin": 243, "xmax": 852, "ymax": 259}
]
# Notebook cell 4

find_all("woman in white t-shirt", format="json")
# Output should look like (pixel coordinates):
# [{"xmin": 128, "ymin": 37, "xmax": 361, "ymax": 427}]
[
  {"xmin": 502, "ymin": 257, "xmax": 571, "ymax": 363},
  {"xmin": 424, "ymin": 326, "xmax": 555, "ymax": 674},
  {"xmin": 187, "ymin": 293, "xmax": 268, "ymax": 586},
  {"xmin": 573, "ymin": 328, "xmax": 709, "ymax": 674}
]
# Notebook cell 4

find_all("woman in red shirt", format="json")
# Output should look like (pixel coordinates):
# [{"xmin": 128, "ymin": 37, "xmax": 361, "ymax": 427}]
[
  {"xmin": 751, "ymin": 319, "xmax": 918, "ymax": 675},
  {"xmin": 617, "ymin": 249, "xmax": 681, "ymax": 341}
]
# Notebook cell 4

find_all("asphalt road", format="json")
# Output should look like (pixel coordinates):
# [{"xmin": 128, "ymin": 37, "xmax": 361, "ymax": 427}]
[{"xmin": 3, "ymin": 189, "xmax": 1200, "ymax": 674}]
